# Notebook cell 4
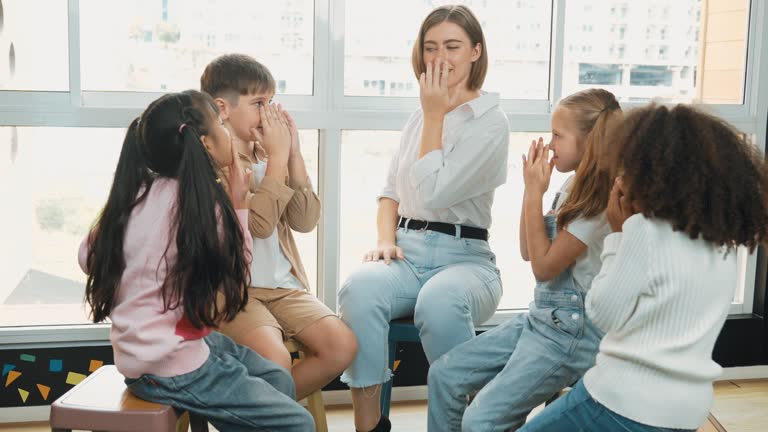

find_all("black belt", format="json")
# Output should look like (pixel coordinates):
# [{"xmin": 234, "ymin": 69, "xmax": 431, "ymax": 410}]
[{"xmin": 398, "ymin": 218, "xmax": 488, "ymax": 241}]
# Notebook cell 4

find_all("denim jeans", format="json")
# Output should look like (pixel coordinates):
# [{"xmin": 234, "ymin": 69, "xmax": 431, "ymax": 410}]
[
  {"xmin": 427, "ymin": 215, "xmax": 603, "ymax": 432},
  {"xmin": 519, "ymin": 380, "xmax": 696, "ymax": 432},
  {"xmin": 125, "ymin": 331, "xmax": 314, "ymax": 432},
  {"xmin": 338, "ymin": 224, "xmax": 502, "ymax": 388}
]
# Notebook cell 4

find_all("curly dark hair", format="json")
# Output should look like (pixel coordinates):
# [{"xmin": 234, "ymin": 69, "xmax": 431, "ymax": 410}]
[{"xmin": 609, "ymin": 103, "xmax": 768, "ymax": 252}]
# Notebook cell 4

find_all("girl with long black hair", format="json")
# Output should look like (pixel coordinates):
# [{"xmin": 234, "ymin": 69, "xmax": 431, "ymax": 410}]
[{"xmin": 79, "ymin": 90, "xmax": 314, "ymax": 431}]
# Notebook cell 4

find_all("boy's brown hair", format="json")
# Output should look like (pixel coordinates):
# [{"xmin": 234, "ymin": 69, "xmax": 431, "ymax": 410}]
[
  {"xmin": 608, "ymin": 103, "xmax": 768, "ymax": 251},
  {"xmin": 200, "ymin": 54, "xmax": 275, "ymax": 104},
  {"xmin": 411, "ymin": 5, "xmax": 488, "ymax": 91}
]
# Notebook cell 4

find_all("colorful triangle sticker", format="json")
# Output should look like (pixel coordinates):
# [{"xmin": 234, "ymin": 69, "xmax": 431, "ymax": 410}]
[
  {"xmin": 5, "ymin": 370, "xmax": 21, "ymax": 387},
  {"xmin": 18, "ymin": 388, "xmax": 29, "ymax": 403},
  {"xmin": 37, "ymin": 384, "xmax": 50, "ymax": 400}
]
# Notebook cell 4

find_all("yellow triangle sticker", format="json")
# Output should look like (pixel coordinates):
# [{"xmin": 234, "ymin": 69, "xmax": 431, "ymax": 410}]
[
  {"xmin": 18, "ymin": 388, "xmax": 29, "ymax": 403},
  {"xmin": 5, "ymin": 370, "xmax": 21, "ymax": 387},
  {"xmin": 393, "ymin": 360, "xmax": 401, "ymax": 372},
  {"xmin": 89, "ymin": 360, "xmax": 103, "ymax": 372},
  {"xmin": 37, "ymin": 384, "xmax": 51, "ymax": 400}
]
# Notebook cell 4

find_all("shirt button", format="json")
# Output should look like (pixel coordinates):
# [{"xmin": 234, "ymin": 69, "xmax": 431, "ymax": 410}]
[
  {"xmin": 571, "ymin": 313, "xmax": 580, "ymax": 321},
  {"xmin": 571, "ymin": 295, "xmax": 578, "ymax": 302}
]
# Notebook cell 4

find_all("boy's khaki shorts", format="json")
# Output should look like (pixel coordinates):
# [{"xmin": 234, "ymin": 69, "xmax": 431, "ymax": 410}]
[{"xmin": 218, "ymin": 287, "xmax": 336, "ymax": 343}]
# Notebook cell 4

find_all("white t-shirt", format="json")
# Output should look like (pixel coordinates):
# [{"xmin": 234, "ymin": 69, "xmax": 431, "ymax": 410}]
[
  {"xmin": 551, "ymin": 176, "xmax": 611, "ymax": 292},
  {"xmin": 248, "ymin": 159, "xmax": 303, "ymax": 290}
]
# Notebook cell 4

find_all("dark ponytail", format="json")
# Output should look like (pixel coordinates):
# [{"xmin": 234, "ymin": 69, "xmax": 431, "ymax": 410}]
[
  {"xmin": 85, "ymin": 91, "xmax": 250, "ymax": 328},
  {"xmin": 169, "ymin": 92, "xmax": 250, "ymax": 328},
  {"xmin": 85, "ymin": 117, "xmax": 154, "ymax": 323}
]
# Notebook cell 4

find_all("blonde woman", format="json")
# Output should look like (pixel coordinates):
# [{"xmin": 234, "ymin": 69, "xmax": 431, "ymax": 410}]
[{"xmin": 338, "ymin": 5, "xmax": 509, "ymax": 432}]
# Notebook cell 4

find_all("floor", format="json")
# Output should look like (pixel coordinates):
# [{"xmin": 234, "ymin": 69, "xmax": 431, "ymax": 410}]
[{"xmin": 1, "ymin": 379, "xmax": 765, "ymax": 432}]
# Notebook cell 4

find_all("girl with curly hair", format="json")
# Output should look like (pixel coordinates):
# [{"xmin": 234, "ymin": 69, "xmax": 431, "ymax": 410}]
[
  {"xmin": 427, "ymin": 88, "xmax": 621, "ymax": 432},
  {"xmin": 520, "ymin": 104, "xmax": 768, "ymax": 432}
]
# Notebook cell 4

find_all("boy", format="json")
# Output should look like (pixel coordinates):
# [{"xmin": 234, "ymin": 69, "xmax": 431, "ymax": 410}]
[{"xmin": 201, "ymin": 54, "xmax": 357, "ymax": 400}]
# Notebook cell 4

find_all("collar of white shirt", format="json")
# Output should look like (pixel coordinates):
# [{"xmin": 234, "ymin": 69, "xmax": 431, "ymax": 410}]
[{"xmin": 453, "ymin": 91, "xmax": 500, "ymax": 119}]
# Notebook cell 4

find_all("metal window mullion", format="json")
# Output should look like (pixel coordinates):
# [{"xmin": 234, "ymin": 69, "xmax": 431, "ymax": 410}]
[
  {"xmin": 329, "ymin": 0, "xmax": 346, "ymax": 112},
  {"xmin": 744, "ymin": 0, "xmax": 768, "ymax": 315},
  {"xmin": 67, "ymin": 0, "xmax": 82, "ymax": 108},
  {"xmin": 318, "ymin": 128, "xmax": 342, "ymax": 312},
  {"xmin": 549, "ymin": 0, "xmax": 566, "ymax": 108},
  {"xmin": 312, "ymin": 0, "xmax": 331, "ymax": 111},
  {"xmin": 752, "ymin": 0, "xmax": 768, "ymax": 154},
  {"xmin": 743, "ymin": 0, "xmax": 761, "ymax": 117}
]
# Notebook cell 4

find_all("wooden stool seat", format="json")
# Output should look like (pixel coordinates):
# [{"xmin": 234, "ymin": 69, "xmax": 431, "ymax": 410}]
[{"xmin": 50, "ymin": 365, "xmax": 205, "ymax": 432}]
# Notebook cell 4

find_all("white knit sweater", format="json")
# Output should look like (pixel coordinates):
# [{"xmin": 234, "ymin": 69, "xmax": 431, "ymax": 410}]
[{"xmin": 584, "ymin": 214, "xmax": 735, "ymax": 429}]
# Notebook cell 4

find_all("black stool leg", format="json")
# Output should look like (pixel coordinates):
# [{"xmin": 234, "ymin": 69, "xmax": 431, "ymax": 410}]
[{"xmin": 190, "ymin": 413, "xmax": 209, "ymax": 432}]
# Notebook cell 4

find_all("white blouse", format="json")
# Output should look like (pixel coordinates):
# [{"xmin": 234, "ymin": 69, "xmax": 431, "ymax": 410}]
[{"xmin": 378, "ymin": 92, "xmax": 509, "ymax": 229}]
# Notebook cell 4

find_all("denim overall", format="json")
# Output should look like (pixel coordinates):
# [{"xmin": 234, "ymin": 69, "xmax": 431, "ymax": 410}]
[{"xmin": 427, "ymin": 214, "xmax": 604, "ymax": 432}]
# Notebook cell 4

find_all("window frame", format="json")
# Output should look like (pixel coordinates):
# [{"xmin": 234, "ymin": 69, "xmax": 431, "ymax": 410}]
[{"xmin": 1, "ymin": 0, "xmax": 767, "ymax": 344}]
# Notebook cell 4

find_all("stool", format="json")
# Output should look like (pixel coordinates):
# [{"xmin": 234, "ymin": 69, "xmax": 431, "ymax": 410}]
[
  {"xmin": 49, "ymin": 365, "xmax": 208, "ymax": 432},
  {"xmin": 285, "ymin": 339, "xmax": 328, "ymax": 432},
  {"xmin": 380, "ymin": 317, "xmax": 421, "ymax": 418}
]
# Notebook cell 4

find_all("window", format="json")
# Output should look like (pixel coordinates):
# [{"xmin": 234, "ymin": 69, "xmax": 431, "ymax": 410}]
[
  {"xmin": 0, "ymin": 127, "xmax": 318, "ymax": 327},
  {"xmin": 0, "ymin": 127, "xmax": 122, "ymax": 326},
  {"xmin": 0, "ymin": 0, "xmax": 764, "ymax": 336},
  {"xmin": 563, "ymin": 0, "xmax": 750, "ymax": 104},
  {"xmin": 339, "ymin": 131, "xmax": 399, "ymax": 286},
  {"xmin": 659, "ymin": 45, "xmax": 669, "ymax": 60},
  {"xmin": 79, "ymin": 0, "xmax": 314, "ymax": 94},
  {"xmin": 0, "ymin": 0, "xmax": 69, "ymax": 91},
  {"xmin": 344, "ymin": 0, "xmax": 552, "ymax": 99},
  {"xmin": 579, "ymin": 63, "xmax": 623, "ymax": 85},
  {"xmin": 293, "ymin": 131, "xmax": 320, "ymax": 296},
  {"xmin": 630, "ymin": 65, "xmax": 673, "ymax": 86}
]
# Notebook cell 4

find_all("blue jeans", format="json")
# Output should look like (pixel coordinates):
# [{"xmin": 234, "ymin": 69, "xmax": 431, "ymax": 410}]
[
  {"xmin": 519, "ymin": 380, "xmax": 696, "ymax": 432},
  {"xmin": 427, "ymin": 215, "xmax": 603, "ymax": 431},
  {"xmin": 339, "ymin": 226, "xmax": 502, "ymax": 387},
  {"xmin": 125, "ymin": 332, "xmax": 314, "ymax": 432}
]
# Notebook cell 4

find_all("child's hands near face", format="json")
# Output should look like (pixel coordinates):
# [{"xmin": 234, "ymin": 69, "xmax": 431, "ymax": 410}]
[
  {"xmin": 225, "ymin": 133, "xmax": 252, "ymax": 209},
  {"xmin": 278, "ymin": 104, "xmax": 301, "ymax": 157},
  {"xmin": 523, "ymin": 137, "xmax": 555, "ymax": 196},
  {"xmin": 251, "ymin": 103, "xmax": 291, "ymax": 164},
  {"xmin": 607, "ymin": 177, "xmax": 638, "ymax": 232},
  {"xmin": 419, "ymin": 59, "xmax": 452, "ymax": 120}
]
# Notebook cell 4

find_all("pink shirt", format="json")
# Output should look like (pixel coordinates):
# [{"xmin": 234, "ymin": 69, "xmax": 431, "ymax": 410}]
[{"xmin": 79, "ymin": 178, "xmax": 252, "ymax": 379}]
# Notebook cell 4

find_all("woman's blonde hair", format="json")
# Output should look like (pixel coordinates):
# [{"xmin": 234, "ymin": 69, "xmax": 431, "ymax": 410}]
[
  {"xmin": 556, "ymin": 88, "xmax": 623, "ymax": 228},
  {"xmin": 411, "ymin": 5, "xmax": 488, "ymax": 91}
]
